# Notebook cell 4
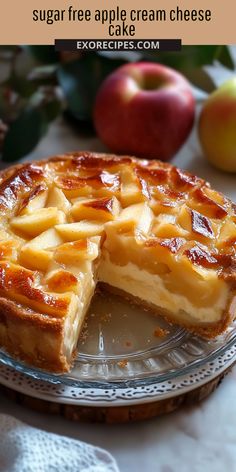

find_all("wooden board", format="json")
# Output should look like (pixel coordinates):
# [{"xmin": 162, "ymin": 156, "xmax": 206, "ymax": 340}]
[{"xmin": 0, "ymin": 365, "xmax": 233, "ymax": 423}]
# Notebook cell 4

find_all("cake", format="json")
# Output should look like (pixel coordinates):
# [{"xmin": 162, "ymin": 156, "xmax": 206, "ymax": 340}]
[{"xmin": 0, "ymin": 151, "xmax": 235, "ymax": 372}]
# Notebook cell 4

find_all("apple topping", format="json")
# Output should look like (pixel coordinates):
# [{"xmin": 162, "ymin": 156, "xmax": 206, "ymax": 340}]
[
  {"xmin": 0, "ymin": 163, "xmax": 45, "ymax": 215},
  {"xmin": 150, "ymin": 185, "xmax": 186, "ymax": 216},
  {"xmin": 17, "ymin": 185, "xmax": 48, "ymax": 215},
  {"xmin": 177, "ymin": 206, "xmax": 215, "ymax": 241},
  {"xmin": 1, "ymin": 150, "xmax": 236, "ymax": 373},
  {"xmin": 191, "ymin": 209, "xmax": 214, "ymax": 239},
  {"xmin": 20, "ymin": 246, "xmax": 53, "ymax": 271},
  {"xmin": 73, "ymin": 152, "xmax": 132, "ymax": 170},
  {"xmin": 71, "ymin": 196, "xmax": 120, "ymax": 222},
  {"xmin": 145, "ymin": 237, "xmax": 186, "ymax": 254},
  {"xmin": 151, "ymin": 184, "xmax": 183, "ymax": 200},
  {"xmin": 136, "ymin": 166, "xmax": 169, "ymax": 185},
  {"xmin": 176, "ymin": 205, "xmax": 192, "ymax": 232},
  {"xmin": 0, "ymin": 227, "xmax": 12, "ymax": 240},
  {"xmin": 190, "ymin": 187, "xmax": 228, "ymax": 219},
  {"xmin": 216, "ymin": 219, "xmax": 236, "ymax": 248},
  {"xmin": 47, "ymin": 186, "xmax": 71, "ymax": 214},
  {"xmin": 0, "ymin": 240, "xmax": 20, "ymax": 262},
  {"xmin": 54, "ymin": 237, "xmax": 100, "ymax": 264},
  {"xmin": 184, "ymin": 244, "xmax": 218, "ymax": 268},
  {"xmin": 55, "ymin": 171, "xmax": 120, "ymax": 199},
  {"xmin": 45, "ymin": 269, "xmax": 79, "ymax": 293},
  {"xmin": 120, "ymin": 167, "xmax": 145, "ymax": 206},
  {"xmin": 114, "ymin": 202, "xmax": 154, "ymax": 237},
  {"xmin": 55, "ymin": 176, "xmax": 93, "ymax": 199},
  {"xmin": 152, "ymin": 213, "xmax": 188, "ymax": 239},
  {"xmin": 23, "ymin": 227, "xmax": 64, "ymax": 249},
  {"xmin": 19, "ymin": 228, "xmax": 64, "ymax": 271},
  {"xmin": 11, "ymin": 208, "xmax": 66, "ymax": 237},
  {"xmin": 0, "ymin": 261, "xmax": 77, "ymax": 317},
  {"xmin": 159, "ymin": 237, "xmax": 186, "ymax": 254},
  {"xmin": 55, "ymin": 221, "xmax": 105, "ymax": 240},
  {"xmin": 170, "ymin": 167, "xmax": 204, "ymax": 191},
  {"xmin": 150, "ymin": 199, "xmax": 180, "ymax": 217}
]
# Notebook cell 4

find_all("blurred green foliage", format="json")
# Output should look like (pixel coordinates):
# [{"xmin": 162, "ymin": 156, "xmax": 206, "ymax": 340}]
[{"xmin": 0, "ymin": 45, "xmax": 234, "ymax": 162}]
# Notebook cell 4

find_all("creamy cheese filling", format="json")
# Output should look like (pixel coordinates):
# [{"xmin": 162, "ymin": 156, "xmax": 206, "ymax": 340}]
[
  {"xmin": 63, "ymin": 264, "xmax": 95, "ymax": 357},
  {"xmin": 98, "ymin": 253, "xmax": 229, "ymax": 324}
]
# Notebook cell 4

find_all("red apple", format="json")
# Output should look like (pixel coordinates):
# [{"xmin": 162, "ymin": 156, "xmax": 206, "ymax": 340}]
[
  {"xmin": 199, "ymin": 78, "xmax": 236, "ymax": 173},
  {"xmin": 94, "ymin": 62, "xmax": 195, "ymax": 161}
]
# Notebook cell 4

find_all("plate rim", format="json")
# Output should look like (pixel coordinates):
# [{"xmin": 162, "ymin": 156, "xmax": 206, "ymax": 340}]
[
  {"xmin": 0, "ymin": 346, "xmax": 235, "ymax": 407},
  {"xmin": 0, "ymin": 327, "xmax": 236, "ymax": 389}
]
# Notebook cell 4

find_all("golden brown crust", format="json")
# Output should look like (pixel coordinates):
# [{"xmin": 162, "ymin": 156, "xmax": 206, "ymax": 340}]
[
  {"xmin": 0, "ymin": 163, "xmax": 45, "ymax": 215},
  {"xmin": 0, "ymin": 261, "xmax": 71, "ymax": 317},
  {"xmin": 0, "ymin": 297, "xmax": 68, "ymax": 372}
]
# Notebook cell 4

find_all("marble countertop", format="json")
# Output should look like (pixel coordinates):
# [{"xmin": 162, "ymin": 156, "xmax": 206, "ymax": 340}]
[{"xmin": 1, "ymin": 102, "xmax": 236, "ymax": 471}]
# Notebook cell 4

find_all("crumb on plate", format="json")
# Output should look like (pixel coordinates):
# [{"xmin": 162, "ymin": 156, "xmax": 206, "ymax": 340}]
[{"xmin": 154, "ymin": 326, "xmax": 169, "ymax": 338}]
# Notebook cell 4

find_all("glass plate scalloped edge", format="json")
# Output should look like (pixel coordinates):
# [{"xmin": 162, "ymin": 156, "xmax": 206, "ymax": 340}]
[
  {"xmin": 0, "ymin": 321, "xmax": 236, "ymax": 390},
  {"xmin": 0, "ymin": 344, "xmax": 235, "ymax": 406}
]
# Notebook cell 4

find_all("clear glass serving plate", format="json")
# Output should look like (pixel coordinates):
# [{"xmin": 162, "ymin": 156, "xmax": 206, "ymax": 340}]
[{"xmin": 0, "ymin": 291, "xmax": 236, "ymax": 389}]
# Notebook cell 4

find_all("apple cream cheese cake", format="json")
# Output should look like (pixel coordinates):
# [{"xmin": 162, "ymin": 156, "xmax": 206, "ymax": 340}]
[{"xmin": 0, "ymin": 151, "xmax": 235, "ymax": 372}]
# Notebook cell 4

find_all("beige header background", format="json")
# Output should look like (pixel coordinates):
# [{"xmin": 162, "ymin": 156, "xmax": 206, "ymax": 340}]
[{"xmin": 0, "ymin": 0, "xmax": 235, "ymax": 45}]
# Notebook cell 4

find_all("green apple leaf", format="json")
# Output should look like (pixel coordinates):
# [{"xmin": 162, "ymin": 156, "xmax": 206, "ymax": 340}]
[
  {"xmin": 214, "ymin": 46, "xmax": 235, "ymax": 70},
  {"xmin": 57, "ymin": 53, "xmax": 127, "ymax": 122},
  {"xmin": 2, "ymin": 107, "xmax": 48, "ymax": 162},
  {"xmin": 183, "ymin": 68, "xmax": 217, "ymax": 93},
  {"xmin": 143, "ymin": 46, "xmax": 235, "ymax": 71}
]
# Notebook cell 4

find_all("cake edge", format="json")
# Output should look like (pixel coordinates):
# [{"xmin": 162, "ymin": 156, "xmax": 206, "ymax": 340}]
[
  {"xmin": 0, "ymin": 297, "xmax": 70, "ymax": 372},
  {"xmin": 98, "ymin": 283, "xmax": 236, "ymax": 339}
]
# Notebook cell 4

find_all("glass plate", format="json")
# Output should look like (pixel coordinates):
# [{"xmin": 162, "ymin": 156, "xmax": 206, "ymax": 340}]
[{"xmin": 0, "ymin": 291, "xmax": 236, "ymax": 389}]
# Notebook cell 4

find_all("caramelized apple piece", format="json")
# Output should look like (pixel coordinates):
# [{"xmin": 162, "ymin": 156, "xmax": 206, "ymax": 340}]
[
  {"xmin": 177, "ymin": 205, "xmax": 192, "ymax": 232},
  {"xmin": 71, "ymin": 196, "xmax": 120, "ymax": 222},
  {"xmin": 0, "ymin": 240, "xmax": 20, "ymax": 261},
  {"xmin": 191, "ymin": 209, "xmax": 214, "ymax": 239},
  {"xmin": 20, "ymin": 246, "xmax": 53, "ymax": 271},
  {"xmin": 55, "ymin": 221, "xmax": 105, "ymax": 240},
  {"xmin": 217, "ymin": 219, "xmax": 236, "ymax": 248},
  {"xmin": 11, "ymin": 208, "xmax": 66, "ymax": 237},
  {"xmin": 18, "ymin": 185, "xmax": 48, "ymax": 215},
  {"xmin": 190, "ymin": 187, "xmax": 228, "ymax": 219},
  {"xmin": 47, "ymin": 186, "xmax": 71, "ymax": 213},
  {"xmin": 45, "ymin": 269, "xmax": 80, "ymax": 293},
  {"xmin": 117, "ymin": 202, "xmax": 154, "ymax": 237},
  {"xmin": 55, "ymin": 237, "xmax": 100, "ymax": 264},
  {"xmin": 19, "ymin": 228, "xmax": 64, "ymax": 271},
  {"xmin": 152, "ymin": 214, "xmax": 188, "ymax": 239},
  {"xmin": 56, "ymin": 171, "xmax": 120, "ymax": 199},
  {"xmin": 120, "ymin": 168, "xmax": 145, "ymax": 207},
  {"xmin": 0, "ymin": 228, "xmax": 11, "ymax": 240},
  {"xmin": 177, "ymin": 205, "xmax": 215, "ymax": 241},
  {"xmin": 24, "ymin": 228, "xmax": 64, "ymax": 249},
  {"xmin": 171, "ymin": 166, "xmax": 204, "ymax": 191},
  {"xmin": 0, "ymin": 261, "xmax": 78, "ymax": 318}
]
